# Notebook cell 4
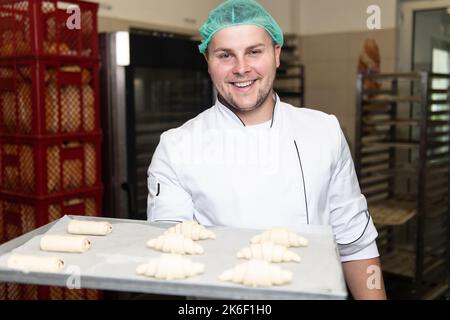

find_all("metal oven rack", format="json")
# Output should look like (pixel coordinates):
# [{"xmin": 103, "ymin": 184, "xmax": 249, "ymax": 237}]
[
  {"xmin": 274, "ymin": 35, "xmax": 304, "ymax": 107},
  {"xmin": 355, "ymin": 72, "xmax": 450, "ymax": 299}
]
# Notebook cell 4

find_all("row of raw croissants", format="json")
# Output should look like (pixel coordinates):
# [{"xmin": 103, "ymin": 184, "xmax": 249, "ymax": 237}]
[
  {"xmin": 141, "ymin": 221, "xmax": 308, "ymax": 287},
  {"xmin": 7, "ymin": 220, "xmax": 309, "ymax": 288}
]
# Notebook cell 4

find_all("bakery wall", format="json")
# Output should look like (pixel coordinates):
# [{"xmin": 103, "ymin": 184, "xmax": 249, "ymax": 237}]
[
  {"xmin": 93, "ymin": 0, "xmax": 219, "ymax": 35},
  {"xmin": 299, "ymin": 29, "xmax": 396, "ymax": 154},
  {"xmin": 296, "ymin": 0, "xmax": 397, "ymax": 153},
  {"xmin": 89, "ymin": 0, "xmax": 296, "ymax": 35}
]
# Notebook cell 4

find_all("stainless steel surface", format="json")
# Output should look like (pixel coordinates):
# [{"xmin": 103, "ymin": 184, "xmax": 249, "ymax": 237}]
[
  {"xmin": 100, "ymin": 31, "xmax": 213, "ymax": 220},
  {"xmin": 100, "ymin": 33, "xmax": 130, "ymax": 219},
  {"xmin": 0, "ymin": 216, "xmax": 347, "ymax": 300}
]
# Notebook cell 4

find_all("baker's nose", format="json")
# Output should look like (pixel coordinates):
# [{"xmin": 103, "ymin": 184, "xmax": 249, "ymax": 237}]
[{"xmin": 232, "ymin": 56, "xmax": 251, "ymax": 76}]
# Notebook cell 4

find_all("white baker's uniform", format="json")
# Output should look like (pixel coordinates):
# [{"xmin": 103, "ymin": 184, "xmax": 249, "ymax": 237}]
[{"xmin": 147, "ymin": 94, "xmax": 379, "ymax": 262}]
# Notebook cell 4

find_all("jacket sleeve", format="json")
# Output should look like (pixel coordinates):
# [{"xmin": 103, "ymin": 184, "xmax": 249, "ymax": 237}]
[
  {"xmin": 328, "ymin": 115, "xmax": 379, "ymax": 262},
  {"xmin": 147, "ymin": 131, "xmax": 194, "ymax": 222}
]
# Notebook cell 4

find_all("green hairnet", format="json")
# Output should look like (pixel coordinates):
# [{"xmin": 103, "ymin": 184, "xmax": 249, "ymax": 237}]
[{"xmin": 198, "ymin": 0, "xmax": 284, "ymax": 54}]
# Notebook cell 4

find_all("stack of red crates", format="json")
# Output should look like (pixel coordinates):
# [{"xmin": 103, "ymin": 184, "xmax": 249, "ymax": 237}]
[{"xmin": 0, "ymin": 0, "xmax": 102, "ymax": 300}]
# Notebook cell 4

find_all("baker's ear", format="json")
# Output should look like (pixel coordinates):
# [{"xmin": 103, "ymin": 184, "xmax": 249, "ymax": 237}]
[
  {"xmin": 204, "ymin": 53, "xmax": 211, "ymax": 74},
  {"xmin": 274, "ymin": 44, "xmax": 281, "ymax": 68}
]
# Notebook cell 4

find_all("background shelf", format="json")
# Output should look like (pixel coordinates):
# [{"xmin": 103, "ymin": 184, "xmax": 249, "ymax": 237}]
[
  {"xmin": 274, "ymin": 35, "xmax": 304, "ymax": 107},
  {"xmin": 355, "ymin": 71, "xmax": 450, "ymax": 299}
]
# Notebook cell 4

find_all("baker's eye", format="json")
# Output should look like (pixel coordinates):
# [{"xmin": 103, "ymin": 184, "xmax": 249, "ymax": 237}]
[
  {"xmin": 249, "ymin": 50, "xmax": 261, "ymax": 56},
  {"xmin": 218, "ymin": 52, "xmax": 230, "ymax": 59}
]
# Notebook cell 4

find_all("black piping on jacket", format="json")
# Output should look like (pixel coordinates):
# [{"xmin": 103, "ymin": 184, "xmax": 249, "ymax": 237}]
[
  {"xmin": 294, "ymin": 140, "xmax": 309, "ymax": 224},
  {"xmin": 336, "ymin": 210, "xmax": 371, "ymax": 246}
]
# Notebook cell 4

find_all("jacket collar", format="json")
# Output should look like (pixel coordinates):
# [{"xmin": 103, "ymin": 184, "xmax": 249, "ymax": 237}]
[{"xmin": 214, "ymin": 92, "xmax": 282, "ymax": 129}]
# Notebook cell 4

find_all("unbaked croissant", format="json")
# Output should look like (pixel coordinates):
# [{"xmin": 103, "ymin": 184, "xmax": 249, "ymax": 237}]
[
  {"xmin": 7, "ymin": 254, "xmax": 65, "ymax": 273},
  {"xmin": 146, "ymin": 233, "xmax": 204, "ymax": 255},
  {"xmin": 219, "ymin": 259, "xmax": 292, "ymax": 287},
  {"xmin": 251, "ymin": 227, "xmax": 308, "ymax": 247},
  {"xmin": 40, "ymin": 235, "xmax": 91, "ymax": 253},
  {"xmin": 136, "ymin": 253, "xmax": 205, "ymax": 280},
  {"xmin": 237, "ymin": 241, "xmax": 301, "ymax": 263},
  {"xmin": 67, "ymin": 220, "xmax": 112, "ymax": 236},
  {"xmin": 164, "ymin": 221, "xmax": 216, "ymax": 240}
]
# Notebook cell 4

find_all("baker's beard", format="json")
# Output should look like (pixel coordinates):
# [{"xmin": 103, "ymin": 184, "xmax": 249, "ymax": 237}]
[{"xmin": 218, "ymin": 85, "xmax": 274, "ymax": 114}]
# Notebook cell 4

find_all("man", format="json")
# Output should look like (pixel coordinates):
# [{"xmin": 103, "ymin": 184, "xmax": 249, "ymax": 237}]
[{"xmin": 147, "ymin": 0, "xmax": 386, "ymax": 299}]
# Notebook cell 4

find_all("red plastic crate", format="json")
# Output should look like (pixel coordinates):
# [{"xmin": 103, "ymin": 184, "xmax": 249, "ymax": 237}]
[
  {"xmin": 0, "ymin": 134, "xmax": 102, "ymax": 196},
  {"xmin": 0, "ymin": 0, "xmax": 98, "ymax": 59},
  {"xmin": 0, "ymin": 59, "xmax": 100, "ymax": 135},
  {"xmin": 0, "ymin": 283, "xmax": 39, "ymax": 299},
  {"xmin": 0, "ymin": 283, "xmax": 102, "ymax": 300},
  {"xmin": 44, "ymin": 286, "xmax": 102, "ymax": 300},
  {"xmin": 0, "ymin": 194, "xmax": 36, "ymax": 242},
  {"xmin": 0, "ymin": 188, "xmax": 102, "ymax": 244}
]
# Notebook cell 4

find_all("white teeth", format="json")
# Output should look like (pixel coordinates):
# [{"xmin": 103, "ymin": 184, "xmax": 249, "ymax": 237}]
[{"xmin": 234, "ymin": 80, "xmax": 254, "ymax": 88}]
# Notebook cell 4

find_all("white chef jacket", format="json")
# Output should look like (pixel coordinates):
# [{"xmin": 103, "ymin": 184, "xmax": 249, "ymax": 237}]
[{"xmin": 147, "ymin": 94, "xmax": 379, "ymax": 262}]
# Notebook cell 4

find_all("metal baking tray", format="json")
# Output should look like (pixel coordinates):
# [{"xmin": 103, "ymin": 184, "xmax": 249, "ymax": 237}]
[{"xmin": 0, "ymin": 215, "xmax": 347, "ymax": 300}]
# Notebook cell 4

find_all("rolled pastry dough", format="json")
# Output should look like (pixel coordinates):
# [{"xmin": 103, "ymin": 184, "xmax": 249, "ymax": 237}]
[
  {"xmin": 251, "ymin": 227, "xmax": 308, "ymax": 247},
  {"xmin": 67, "ymin": 220, "xmax": 112, "ymax": 236},
  {"xmin": 136, "ymin": 253, "xmax": 205, "ymax": 280},
  {"xmin": 164, "ymin": 221, "xmax": 216, "ymax": 240},
  {"xmin": 219, "ymin": 259, "xmax": 292, "ymax": 287},
  {"xmin": 7, "ymin": 254, "xmax": 64, "ymax": 273},
  {"xmin": 40, "ymin": 235, "xmax": 91, "ymax": 253},
  {"xmin": 146, "ymin": 233, "xmax": 204, "ymax": 255},
  {"xmin": 237, "ymin": 241, "xmax": 301, "ymax": 263}
]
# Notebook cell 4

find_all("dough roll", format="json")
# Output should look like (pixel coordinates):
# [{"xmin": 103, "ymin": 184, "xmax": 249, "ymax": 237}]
[
  {"xmin": 67, "ymin": 220, "xmax": 112, "ymax": 236},
  {"xmin": 40, "ymin": 235, "xmax": 91, "ymax": 253},
  {"xmin": 7, "ymin": 254, "xmax": 64, "ymax": 273}
]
